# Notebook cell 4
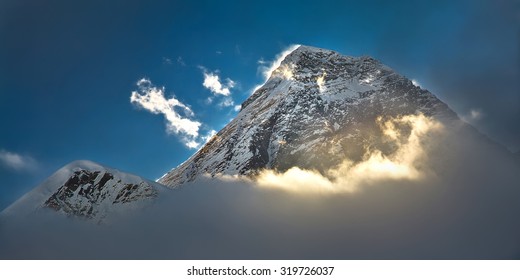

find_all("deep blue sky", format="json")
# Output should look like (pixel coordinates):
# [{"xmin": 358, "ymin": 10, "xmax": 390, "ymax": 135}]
[{"xmin": 1, "ymin": 0, "xmax": 518, "ymax": 210}]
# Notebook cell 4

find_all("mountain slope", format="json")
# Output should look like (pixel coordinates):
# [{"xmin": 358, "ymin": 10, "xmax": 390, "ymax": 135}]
[
  {"xmin": 159, "ymin": 45, "xmax": 458, "ymax": 187},
  {"xmin": 1, "ymin": 160, "xmax": 165, "ymax": 222}
]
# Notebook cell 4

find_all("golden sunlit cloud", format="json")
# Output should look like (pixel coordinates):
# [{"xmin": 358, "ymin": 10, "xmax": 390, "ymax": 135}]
[
  {"xmin": 317, "ymin": 71, "xmax": 327, "ymax": 92},
  {"xmin": 255, "ymin": 114, "xmax": 444, "ymax": 194},
  {"xmin": 261, "ymin": 44, "xmax": 301, "ymax": 80},
  {"xmin": 272, "ymin": 63, "xmax": 296, "ymax": 80},
  {"xmin": 250, "ymin": 44, "xmax": 301, "ymax": 96}
]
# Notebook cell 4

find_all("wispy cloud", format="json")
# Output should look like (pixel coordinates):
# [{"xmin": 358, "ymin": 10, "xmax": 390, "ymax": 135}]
[
  {"xmin": 199, "ymin": 67, "xmax": 238, "ymax": 109},
  {"xmin": 0, "ymin": 149, "xmax": 37, "ymax": 171},
  {"xmin": 162, "ymin": 57, "xmax": 172, "ymax": 65},
  {"xmin": 201, "ymin": 68, "xmax": 235, "ymax": 96},
  {"xmin": 217, "ymin": 97, "xmax": 235, "ymax": 108},
  {"xmin": 258, "ymin": 44, "xmax": 301, "ymax": 81},
  {"xmin": 130, "ymin": 78, "xmax": 202, "ymax": 148},
  {"xmin": 411, "ymin": 79, "xmax": 421, "ymax": 88},
  {"xmin": 462, "ymin": 108, "xmax": 484, "ymax": 124},
  {"xmin": 176, "ymin": 56, "xmax": 186, "ymax": 66},
  {"xmin": 201, "ymin": 129, "xmax": 217, "ymax": 144},
  {"xmin": 251, "ymin": 44, "xmax": 301, "ymax": 95}
]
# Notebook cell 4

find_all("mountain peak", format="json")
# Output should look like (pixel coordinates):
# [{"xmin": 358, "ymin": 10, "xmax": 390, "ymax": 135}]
[
  {"xmin": 159, "ymin": 46, "xmax": 456, "ymax": 187},
  {"xmin": 279, "ymin": 45, "xmax": 344, "ymax": 66},
  {"xmin": 1, "ymin": 160, "xmax": 164, "ymax": 222},
  {"xmin": 292, "ymin": 45, "xmax": 336, "ymax": 55}
]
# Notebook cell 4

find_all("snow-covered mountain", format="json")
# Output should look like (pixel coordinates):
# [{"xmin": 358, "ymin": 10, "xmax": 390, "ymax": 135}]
[
  {"xmin": 4, "ymin": 45, "xmax": 514, "ymax": 218},
  {"xmin": 159, "ymin": 45, "xmax": 458, "ymax": 187},
  {"xmin": 1, "ymin": 160, "xmax": 165, "ymax": 222}
]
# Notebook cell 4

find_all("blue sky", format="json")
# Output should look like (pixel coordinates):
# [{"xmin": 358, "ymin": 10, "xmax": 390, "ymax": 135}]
[{"xmin": 0, "ymin": 0, "xmax": 518, "ymax": 210}]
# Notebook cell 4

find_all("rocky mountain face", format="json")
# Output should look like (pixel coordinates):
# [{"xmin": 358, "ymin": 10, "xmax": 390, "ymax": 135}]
[
  {"xmin": 159, "ymin": 45, "xmax": 458, "ymax": 187},
  {"xmin": 44, "ymin": 169, "xmax": 157, "ymax": 219},
  {"xmin": 1, "ymin": 160, "xmax": 163, "ymax": 222}
]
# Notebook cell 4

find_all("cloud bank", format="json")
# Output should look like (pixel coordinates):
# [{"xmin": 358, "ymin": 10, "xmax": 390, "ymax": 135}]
[
  {"xmin": 256, "ymin": 114, "xmax": 443, "ymax": 194},
  {"xmin": 1, "ymin": 114, "xmax": 519, "ymax": 259}
]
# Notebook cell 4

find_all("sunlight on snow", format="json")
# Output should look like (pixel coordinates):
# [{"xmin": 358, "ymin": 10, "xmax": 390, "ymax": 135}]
[{"xmin": 317, "ymin": 71, "xmax": 327, "ymax": 92}]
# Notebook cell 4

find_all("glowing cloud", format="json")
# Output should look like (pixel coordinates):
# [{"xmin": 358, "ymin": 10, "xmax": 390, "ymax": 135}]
[
  {"xmin": 317, "ymin": 71, "xmax": 327, "ymax": 92},
  {"xmin": 130, "ymin": 78, "xmax": 202, "ymax": 148},
  {"xmin": 260, "ymin": 44, "xmax": 301, "ymax": 80},
  {"xmin": 251, "ymin": 44, "xmax": 301, "ymax": 95},
  {"xmin": 271, "ymin": 63, "xmax": 296, "ymax": 80},
  {"xmin": 255, "ymin": 114, "xmax": 444, "ymax": 194}
]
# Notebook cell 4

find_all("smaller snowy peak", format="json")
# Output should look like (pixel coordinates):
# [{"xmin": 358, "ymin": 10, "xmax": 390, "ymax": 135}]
[{"xmin": 1, "ymin": 160, "xmax": 165, "ymax": 222}]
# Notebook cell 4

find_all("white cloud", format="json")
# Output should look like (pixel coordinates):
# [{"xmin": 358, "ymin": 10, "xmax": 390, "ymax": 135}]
[
  {"xmin": 176, "ymin": 56, "xmax": 186, "ymax": 66},
  {"xmin": 201, "ymin": 69, "xmax": 235, "ymax": 96},
  {"xmin": 469, "ymin": 109, "xmax": 483, "ymax": 120},
  {"xmin": 201, "ymin": 129, "xmax": 217, "ymax": 144},
  {"xmin": 234, "ymin": 105, "xmax": 241, "ymax": 112},
  {"xmin": 412, "ymin": 79, "xmax": 421, "ymax": 88},
  {"xmin": 184, "ymin": 140, "xmax": 200, "ymax": 150},
  {"xmin": 199, "ymin": 68, "xmax": 238, "ymax": 110},
  {"xmin": 0, "ymin": 149, "xmax": 37, "ymax": 171},
  {"xmin": 225, "ymin": 78, "xmax": 236, "ymax": 89},
  {"xmin": 130, "ymin": 78, "xmax": 202, "ymax": 148},
  {"xmin": 162, "ymin": 57, "xmax": 172, "ymax": 65},
  {"xmin": 219, "ymin": 97, "xmax": 235, "ymax": 108},
  {"xmin": 462, "ymin": 108, "xmax": 484, "ymax": 123}
]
